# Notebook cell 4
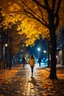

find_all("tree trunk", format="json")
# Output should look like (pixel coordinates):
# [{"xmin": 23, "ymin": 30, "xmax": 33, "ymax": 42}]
[
  {"xmin": 48, "ymin": 40, "xmax": 51, "ymax": 67},
  {"xmin": 49, "ymin": 29, "xmax": 57, "ymax": 79},
  {"xmin": 62, "ymin": 44, "xmax": 64, "ymax": 65}
]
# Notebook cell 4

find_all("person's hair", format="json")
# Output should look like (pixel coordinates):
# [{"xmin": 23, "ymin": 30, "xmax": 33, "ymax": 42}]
[
  {"xmin": 31, "ymin": 55, "xmax": 34, "ymax": 59},
  {"xmin": 23, "ymin": 56, "xmax": 25, "ymax": 59}
]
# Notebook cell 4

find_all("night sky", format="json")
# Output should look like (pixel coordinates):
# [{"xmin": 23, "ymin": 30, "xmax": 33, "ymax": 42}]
[{"xmin": 26, "ymin": 38, "xmax": 48, "ymax": 59}]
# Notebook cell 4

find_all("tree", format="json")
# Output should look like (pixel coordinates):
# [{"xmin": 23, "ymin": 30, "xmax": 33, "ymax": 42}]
[
  {"xmin": 59, "ymin": 23, "xmax": 64, "ymax": 65},
  {"xmin": 0, "ymin": 0, "xmax": 64, "ymax": 79},
  {"xmin": 12, "ymin": 0, "xmax": 64, "ymax": 79},
  {"xmin": 5, "ymin": 21, "xmax": 27, "ymax": 68},
  {"xmin": 0, "ymin": 8, "xmax": 5, "ymax": 61},
  {"xmin": 0, "ymin": 7, "xmax": 27, "ymax": 69},
  {"xmin": 6, "ymin": 21, "xmax": 27, "ymax": 55},
  {"xmin": 62, "ymin": 24, "xmax": 64, "ymax": 65}
]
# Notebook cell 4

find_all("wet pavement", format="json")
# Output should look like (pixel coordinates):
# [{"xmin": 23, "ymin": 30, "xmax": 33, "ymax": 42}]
[{"xmin": 0, "ymin": 64, "xmax": 64, "ymax": 96}]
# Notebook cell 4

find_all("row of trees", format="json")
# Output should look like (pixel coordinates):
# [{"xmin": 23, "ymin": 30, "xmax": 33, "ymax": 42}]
[
  {"xmin": 0, "ymin": 0, "xmax": 64, "ymax": 78},
  {"xmin": 0, "ymin": 8, "xmax": 26, "ymax": 69}
]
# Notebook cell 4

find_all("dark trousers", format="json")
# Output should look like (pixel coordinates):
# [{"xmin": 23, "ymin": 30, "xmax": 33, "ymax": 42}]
[
  {"xmin": 23, "ymin": 63, "xmax": 25, "ymax": 68},
  {"xmin": 31, "ymin": 66, "xmax": 34, "ymax": 73}
]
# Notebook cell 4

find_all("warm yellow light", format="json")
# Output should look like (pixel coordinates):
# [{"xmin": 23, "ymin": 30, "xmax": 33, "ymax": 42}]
[
  {"xmin": 43, "ymin": 50, "xmax": 46, "ymax": 53},
  {"xmin": 21, "ymin": 50, "xmax": 23, "ymax": 52},
  {"xmin": 4, "ymin": 43, "xmax": 8, "ymax": 47},
  {"xmin": 22, "ymin": 44, "xmax": 24, "ymax": 47}
]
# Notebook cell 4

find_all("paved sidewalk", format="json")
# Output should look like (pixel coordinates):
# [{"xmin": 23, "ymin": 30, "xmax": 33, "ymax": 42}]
[{"xmin": 0, "ymin": 64, "xmax": 64, "ymax": 96}]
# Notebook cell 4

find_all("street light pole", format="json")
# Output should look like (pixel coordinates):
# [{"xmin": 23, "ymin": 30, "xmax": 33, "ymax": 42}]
[
  {"xmin": 37, "ymin": 47, "xmax": 41, "ymax": 57},
  {"xmin": 4, "ymin": 43, "xmax": 8, "ymax": 69}
]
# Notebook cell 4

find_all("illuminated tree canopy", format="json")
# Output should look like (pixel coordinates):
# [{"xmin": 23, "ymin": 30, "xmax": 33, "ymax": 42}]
[{"xmin": 0, "ymin": 0, "xmax": 64, "ymax": 46}]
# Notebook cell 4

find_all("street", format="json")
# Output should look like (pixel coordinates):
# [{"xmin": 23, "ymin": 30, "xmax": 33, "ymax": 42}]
[{"xmin": 0, "ymin": 64, "xmax": 64, "ymax": 96}]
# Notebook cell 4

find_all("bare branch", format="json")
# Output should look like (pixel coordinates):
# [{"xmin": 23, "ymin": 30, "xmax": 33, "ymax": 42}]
[
  {"xmin": 54, "ymin": 15, "xmax": 59, "ymax": 30},
  {"xmin": 44, "ymin": 0, "xmax": 50, "ymax": 9},
  {"xmin": 33, "ymin": 0, "xmax": 47, "ymax": 10},
  {"xmin": 36, "ymin": 5, "xmax": 47, "ymax": 25},
  {"xmin": 38, "ymin": 5, "xmax": 43, "ymax": 18},
  {"xmin": 55, "ymin": 0, "xmax": 61, "ymax": 15},
  {"xmin": 24, "ymin": 12, "xmax": 33, "ymax": 18},
  {"xmin": 52, "ymin": 0, "xmax": 55, "ymax": 12},
  {"xmin": 13, "ymin": 0, "xmax": 25, "ymax": 11},
  {"xmin": 22, "ymin": 0, "xmax": 42, "ymax": 20},
  {"xmin": 13, "ymin": 0, "xmax": 48, "ymax": 26},
  {"xmin": 34, "ymin": 0, "xmax": 52, "ymax": 15},
  {"xmin": 24, "ymin": 10, "xmax": 48, "ymax": 27}
]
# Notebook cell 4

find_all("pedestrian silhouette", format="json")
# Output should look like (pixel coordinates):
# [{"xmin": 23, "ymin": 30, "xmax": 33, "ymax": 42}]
[
  {"xmin": 22, "ymin": 56, "xmax": 26, "ymax": 68},
  {"xmin": 29, "ymin": 55, "xmax": 35, "ymax": 78},
  {"xmin": 38, "ymin": 57, "xmax": 41, "ymax": 67}
]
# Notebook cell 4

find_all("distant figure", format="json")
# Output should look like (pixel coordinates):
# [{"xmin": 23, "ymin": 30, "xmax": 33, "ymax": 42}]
[
  {"xmin": 22, "ymin": 56, "xmax": 26, "ymax": 68},
  {"xmin": 29, "ymin": 55, "xmax": 35, "ymax": 77},
  {"xmin": 38, "ymin": 57, "xmax": 41, "ymax": 67}
]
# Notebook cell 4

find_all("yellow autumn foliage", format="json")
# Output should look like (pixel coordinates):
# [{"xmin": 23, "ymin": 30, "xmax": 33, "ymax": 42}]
[{"xmin": 0, "ymin": 0, "xmax": 64, "ymax": 47}]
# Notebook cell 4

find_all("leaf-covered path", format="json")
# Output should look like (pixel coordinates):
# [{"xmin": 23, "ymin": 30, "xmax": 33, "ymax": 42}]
[{"xmin": 0, "ymin": 64, "xmax": 64, "ymax": 96}]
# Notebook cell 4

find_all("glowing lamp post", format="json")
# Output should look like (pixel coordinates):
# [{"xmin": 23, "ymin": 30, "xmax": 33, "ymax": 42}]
[
  {"xmin": 37, "ymin": 48, "xmax": 41, "ymax": 52},
  {"xmin": 43, "ymin": 50, "xmax": 47, "ymax": 57},
  {"xmin": 4, "ymin": 43, "xmax": 8, "ymax": 47},
  {"xmin": 37, "ymin": 47, "xmax": 41, "ymax": 57},
  {"xmin": 43, "ymin": 50, "xmax": 46, "ymax": 54}
]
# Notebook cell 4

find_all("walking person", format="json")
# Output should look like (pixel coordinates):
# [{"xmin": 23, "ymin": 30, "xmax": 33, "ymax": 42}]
[
  {"xmin": 29, "ymin": 55, "xmax": 35, "ymax": 77},
  {"xmin": 38, "ymin": 57, "xmax": 41, "ymax": 67},
  {"xmin": 22, "ymin": 56, "xmax": 26, "ymax": 68}
]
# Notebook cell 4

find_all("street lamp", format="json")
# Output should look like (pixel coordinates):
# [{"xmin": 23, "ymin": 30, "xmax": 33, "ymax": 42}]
[
  {"xmin": 4, "ymin": 43, "xmax": 8, "ymax": 69},
  {"xmin": 43, "ymin": 50, "xmax": 46, "ymax": 54},
  {"xmin": 37, "ymin": 47, "xmax": 41, "ymax": 52},
  {"xmin": 4, "ymin": 43, "xmax": 8, "ymax": 47},
  {"xmin": 37, "ymin": 47, "xmax": 41, "ymax": 57},
  {"xmin": 21, "ymin": 50, "xmax": 23, "ymax": 52}
]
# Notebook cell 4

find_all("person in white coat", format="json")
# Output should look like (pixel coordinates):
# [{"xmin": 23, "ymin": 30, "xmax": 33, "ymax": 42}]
[{"xmin": 29, "ymin": 55, "xmax": 35, "ymax": 77}]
